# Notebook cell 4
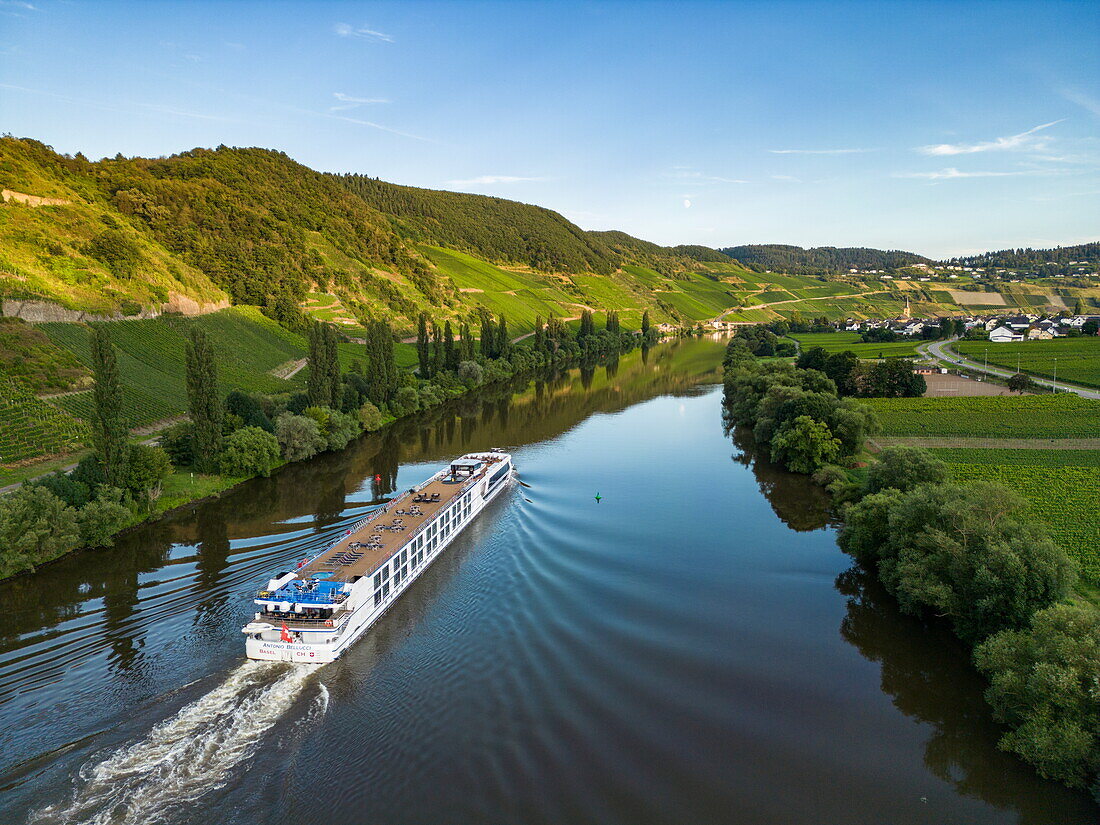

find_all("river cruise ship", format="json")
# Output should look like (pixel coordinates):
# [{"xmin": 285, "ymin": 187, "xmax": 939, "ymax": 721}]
[{"xmin": 243, "ymin": 451, "xmax": 513, "ymax": 663}]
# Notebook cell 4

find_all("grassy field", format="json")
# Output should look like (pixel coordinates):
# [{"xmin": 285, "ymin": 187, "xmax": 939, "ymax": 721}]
[
  {"xmin": 955, "ymin": 336, "xmax": 1100, "ymax": 389},
  {"xmin": 39, "ymin": 307, "xmax": 309, "ymax": 429},
  {"xmin": 864, "ymin": 394, "xmax": 1100, "ymax": 439},
  {"xmin": 790, "ymin": 331, "xmax": 923, "ymax": 358},
  {"xmin": 929, "ymin": 448, "xmax": 1100, "ymax": 586}
]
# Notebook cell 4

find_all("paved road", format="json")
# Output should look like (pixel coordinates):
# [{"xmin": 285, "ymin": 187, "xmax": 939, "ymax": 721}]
[{"xmin": 919, "ymin": 337, "xmax": 1100, "ymax": 400}]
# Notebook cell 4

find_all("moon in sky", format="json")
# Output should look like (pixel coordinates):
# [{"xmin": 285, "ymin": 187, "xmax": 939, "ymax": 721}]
[{"xmin": 683, "ymin": 198, "xmax": 691, "ymax": 208}]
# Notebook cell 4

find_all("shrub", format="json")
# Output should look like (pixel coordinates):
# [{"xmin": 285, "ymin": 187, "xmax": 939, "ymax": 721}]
[
  {"xmin": 357, "ymin": 401, "xmax": 384, "ymax": 432},
  {"xmin": 0, "ymin": 486, "xmax": 79, "ymax": 576},
  {"xmin": 31, "ymin": 470, "xmax": 90, "ymax": 508},
  {"xmin": 77, "ymin": 487, "xmax": 132, "ymax": 547},
  {"xmin": 124, "ymin": 444, "xmax": 172, "ymax": 508},
  {"xmin": 325, "ymin": 410, "xmax": 360, "ymax": 451},
  {"xmin": 275, "ymin": 413, "xmax": 325, "ymax": 462},
  {"xmin": 770, "ymin": 415, "xmax": 841, "ymax": 474},
  {"xmin": 389, "ymin": 386, "xmax": 421, "ymax": 417},
  {"xmin": 865, "ymin": 446, "xmax": 947, "ymax": 494},
  {"xmin": 220, "ymin": 426, "xmax": 281, "ymax": 477},
  {"xmin": 975, "ymin": 604, "xmax": 1100, "ymax": 791}
]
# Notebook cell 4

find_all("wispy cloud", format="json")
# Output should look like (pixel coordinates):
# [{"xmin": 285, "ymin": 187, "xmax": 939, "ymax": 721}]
[
  {"xmin": 893, "ymin": 167, "xmax": 1061, "ymax": 180},
  {"xmin": 771, "ymin": 174, "xmax": 802, "ymax": 182},
  {"xmin": 666, "ymin": 168, "xmax": 747, "ymax": 184},
  {"xmin": 769, "ymin": 148, "xmax": 873, "ymax": 155},
  {"xmin": 917, "ymin": 120, "xmax": 1064, "ymax": 156},
  {"xmin": 137, "ymin": 103, "xmax": 238, "ymax": 123},
  {"xmin": 1060, "ymin": 88, "xmax": 1100, "ymax": 117},
  {"xmin": 330, "ymin": 91, "xmax": 390, "ymax": 112},
  {"xmin": 447, "ymin": 175, "xmax": 547, "ymax": 186},
  {"xmin": 329, "ymin": 114, "xmax": 434, "ymax": 143},
  {"xmin": 0, "ymin": 0, "xmax": 38, "ymax": 17},
  {"xmin": 334, "ymin": 23, "xmax": 393, "ymax": 43}
]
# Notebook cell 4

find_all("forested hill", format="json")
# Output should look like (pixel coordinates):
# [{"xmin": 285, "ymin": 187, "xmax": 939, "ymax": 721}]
[
  {"xmin": 0, "ymin": 138, "xmax": 442, "ymax": 325},
  {"xmin": 947, "ymin": 242, "xmax": 1100, "ymax": 271},
  {"xmin": 720, "ymin": 244, "xmax": 931, "ymax": 275},
  {"xmin": 334, "ymin": 174, "xmax": 619, "ymax": 274}
]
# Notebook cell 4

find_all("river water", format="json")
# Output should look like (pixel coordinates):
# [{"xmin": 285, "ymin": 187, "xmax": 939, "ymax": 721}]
[{"xmin": 0, "ymin": 339, "xmax": 1094, "ymax": 824}]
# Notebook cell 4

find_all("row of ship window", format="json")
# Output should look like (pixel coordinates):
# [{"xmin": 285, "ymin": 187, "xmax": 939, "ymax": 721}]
[{"xmin": 372, "ymin": 492, "xmax": 473, "ymax": 607}]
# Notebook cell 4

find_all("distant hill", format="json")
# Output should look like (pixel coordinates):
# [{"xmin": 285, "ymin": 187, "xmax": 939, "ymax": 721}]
[
  {"xmin": 720, "ymin": 244, "xmax": 931, "ymax": 275},
  {"xmin": 946, "ymin": 242, "xmax": 1100, "ymax": 274},
  {"xmin": 334, "ymin": 174, "xmax": 619, "ymax": 274}
]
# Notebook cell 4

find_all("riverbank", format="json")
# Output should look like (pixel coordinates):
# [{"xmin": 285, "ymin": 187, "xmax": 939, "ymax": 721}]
[{"xmin": 3, "ymin": 342, "xmax": 1093, "ymax": 825}]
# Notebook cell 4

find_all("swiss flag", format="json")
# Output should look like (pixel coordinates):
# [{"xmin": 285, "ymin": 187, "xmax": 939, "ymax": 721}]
[{"xmin": 280, "ymin": 623, "xmax": 293, "ymax": 643}]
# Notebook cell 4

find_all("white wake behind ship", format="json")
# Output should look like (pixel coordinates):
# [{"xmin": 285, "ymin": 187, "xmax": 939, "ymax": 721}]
[{"xmin": 243, "ymin": 450, "xmax": 514, "ymax": 663}]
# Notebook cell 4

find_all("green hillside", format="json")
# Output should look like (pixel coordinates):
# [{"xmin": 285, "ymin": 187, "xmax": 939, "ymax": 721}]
[{"xmin": 39, "ymin": 307, "xmax": 310, "ymax": 429}]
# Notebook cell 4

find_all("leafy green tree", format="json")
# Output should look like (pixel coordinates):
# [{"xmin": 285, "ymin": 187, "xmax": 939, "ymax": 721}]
[
  {"xmin": 444, "ymin": 321, "xmax": 459, "ymax": 372},
  {"xmin": 225, "ymin": 390, "xmax": 273, "ymax": 432},
  {"xmin": 641, "ymin": 310, "xmax": 651, "ymax": 337},
  {"xmin": 459, "ymin": 321, "xmax": 475, "ymax": 362},
  {"xmin": 865, "ymin": 446, "xmax": 947, "ymax": 493},
  {"xmin": 496, "ymin": 315, "xmax": 510, "ymax": 358},
  {"xmin": 124, "ymin": 444, "xmax": 171, "ymax": 509},
  {"xmin": 32, "ymin": 471, "xmax": 90, "ymax": 508},
  {"xmin": 1082, "ymin": 319, "xmax": 1098, "ymax": 336},
  {"xmin": 365, "ymin": 321, "xmax": 398, "ymax": 405},
  {"xmin": 90, "ymin": 325, "xmax": 129, "ymax": 487},
  {"xmin": 479, "ymin": 311, "xmax": 494, "ymax": 358},
  {"xmin": 275, "ymin": 413, "xmax": 326, "ymax": 461},
  {"xmin": 357, "ymin": 401, "xmax": 384, "ymax": 431},
  {"xmin": 770, "ymin": 415, "xmax": 841, "ymax": 473},
  {"xmin": 824, "ymin": 350, "xmax": 860, "ymax": 396},
  {"xmin": 606, "ymin": 310, "xmax": 620, "ymax": 334},
  {"xmin": 219, "ymin": 426, "xmax": 281, "ymax": 477},
  {"xmin": 416, "ymin": 313, "xmax": 431, "ymax": 377},
  {"xmin": 1006, "ymin": 372, "xmax": 1036, "ymax": 393},
  {"xmin": 323, "ymin": 324, "xmax": 341, "ymax": 407},
  {"xmin": 1073, "ymin": 298, "xmax": 1084, "ymax": 315},
  {"xmin": 975, "ymin": 603, "xmax": 1100, "ymax": 790},
  {"xmin": 77, "ymin": 487, "xmax": 131, "ymax": 548},
  {"xmin": 307, "ymin": 322, "xmax": 327, "ymax": 405},
  {"xmin": 431, "ymin": 321, "xmax": 444, "ymax": 376},
  {"xmin": 84, "ymin": 227, "xmax": 142, "ymax": 278},
  {"xmin": 185, "ymin": 327, "xmax": 222, "ymax": 472},
  {"xmin": 0, "ymin": 486, "xmax": 79, "ymax": 576},
  {"xmin": 875, "ymin": 482, "xmax": 1074, "ymax": 643},
  {"xmin": 458, "ymin": 360, "xmax": 484, "ymax": 387},
  {"xmin": 578, "ymin": 310, "xmax": 595, "ymax": 340},
  {"xmin": 795, "ymin": 346, "xmax": 828, "ymax": 373},
  {"xmin": 390, "ymin": 386, "xmax": 421, "ymax": 417},
  {"xmin": 325, "ymin": 410, "xmax": 361, "ymax": 451}
]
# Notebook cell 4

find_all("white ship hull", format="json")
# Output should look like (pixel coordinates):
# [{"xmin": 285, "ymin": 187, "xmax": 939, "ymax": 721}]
[{"xmin": 244, "ymin": 453, "xmax": 513, "ymax": 664}]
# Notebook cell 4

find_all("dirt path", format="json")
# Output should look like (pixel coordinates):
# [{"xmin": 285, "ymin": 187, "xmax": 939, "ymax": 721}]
[
  {"xmin": 868, "ymin": 437, "xmax": 1100, "ymax": 450},
  {"xmin": 271, "ymin": 358, "xmax": 308, "ymax": 380},
  {"xmin": 710, "ymin": 289, "xmax": 889, "ymax": 324}
]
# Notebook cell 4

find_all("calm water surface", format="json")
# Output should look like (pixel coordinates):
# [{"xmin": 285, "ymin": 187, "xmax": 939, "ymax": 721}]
[{"xmin": 0, "ymin": 340, "xmax": 1094, "ymax": 824}]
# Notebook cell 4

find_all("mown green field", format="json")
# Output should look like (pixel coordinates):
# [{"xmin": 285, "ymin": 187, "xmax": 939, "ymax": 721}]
[
  {"xmin": 929, "ymin": 448, "xmax": 1100, "ymax": 586},
  {"xmin": 790, "ymin": 331, "xmax": 923, "ymax": 358},
  {"xmin": 39, "ymin": 307, "xmax": 310, "ymax": 429},
  {"xmin": 955, "ymin": 336, "xmax": 1100, "ymax": 389},
  {"xmin": 864, "ymin": 394, "xmax": 1100, "ymax": 438}
]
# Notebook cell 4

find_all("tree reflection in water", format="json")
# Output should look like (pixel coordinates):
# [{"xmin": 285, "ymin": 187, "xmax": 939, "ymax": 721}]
[{"xmin": 837, "ymin": 562, "xmax": 1097, "ymax": 822}]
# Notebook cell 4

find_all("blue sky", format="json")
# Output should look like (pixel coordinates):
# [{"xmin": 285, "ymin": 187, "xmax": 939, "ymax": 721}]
[{"xmin": 2, "ymin": 0, "xmax": 1097, "ymax": 257}]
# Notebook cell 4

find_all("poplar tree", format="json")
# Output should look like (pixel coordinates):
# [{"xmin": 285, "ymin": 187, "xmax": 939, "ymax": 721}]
[
  {"xmin": 606, "ymin": 310, "xmax": 620, "ymax": 334},
  {"xmin": 307, "ymin": 322, "xmax": 327, "ymax": 406},
  {"xmin": 460, "ymin": 321, "xmax": 475, "ymax": 362},
  {"xmin": 578, "ymin": 309, "xmax": 595, "ymax": 339},
  {"xmin": 641, "ymin": 310, "xmax": 651, "ymax": 336},
  {"xmin": 185, "ymin": 327, "xmax": 222, "ymax": 473},
  {"xmin": 365, "ymin": 320, "xmax": 398, "ymax": 405},
  {"xmin": 416, "ymin": 313, "xmax": 430, "ymax": 376},
  {"xmin": 431, "ymin": 322, "xmax": 444, "ymax": 376},
  {"xmin": 444, "ymin": 321, "xmax": 459, "ymax": 371},
  {"xmin": 90, "ymin": 325, "xmax": 129, "ymax": 487},
  {"xmin": 323, "ymin": 323, "xmax": 341, "ymax": 407},
  {"xmin": 496, "ymin": 315, "xmax": 510, "ymax": 358},
  {"xmin": 533, "ymin": 316, "xmax": 547, "ymax": 353},
  {"xmin": 479, "ymin": 311, "xmax": 494, "ymax": 358}
]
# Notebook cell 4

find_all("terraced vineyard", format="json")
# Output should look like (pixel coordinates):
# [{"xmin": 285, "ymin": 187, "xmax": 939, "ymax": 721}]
[
  {"xmin": 790, "ymin": 331, "xmax": 923, "ymax": 358},
  {"xmin": 929, "ymin": 448, "xmax": 1100, "ymax": 586},
  {"xmin": 0, "ymin": 376, "xmax": 89, "ymax": 464},
  {"xmin": 864, "ymin": 394, "xmax": 1100, "ymax": 439},
  {"xmin": 39, "ymin": 307, "xmax": 310, "ymax": 429},
  {"xmin": 955, "ymin": 336, "xmax": 1100, "ymax": 389}
]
